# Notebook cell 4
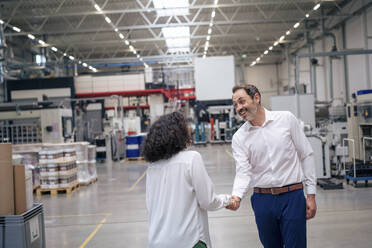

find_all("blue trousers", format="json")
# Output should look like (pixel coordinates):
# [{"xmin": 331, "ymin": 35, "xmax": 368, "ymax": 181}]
[{"xmin": 251, "ymin": 189, "xmax": 306, "ymax": 248}]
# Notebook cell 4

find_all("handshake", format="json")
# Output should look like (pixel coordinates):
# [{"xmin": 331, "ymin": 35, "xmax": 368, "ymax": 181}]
[{"xmin": 225, "ymin": 196, "xmax": 241, "ymax": 211}]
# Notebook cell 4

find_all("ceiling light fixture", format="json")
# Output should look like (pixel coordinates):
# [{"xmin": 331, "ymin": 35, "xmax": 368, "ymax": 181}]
[
  {"xmin": 27, "ymin": 34, "xmax": 35, "ymax": 40},
  {"xmin": 269, "ymin": 46, "xmax": 273, "ymax": 50},
  {"xmin": 12, "ymin": 26, "xmax": 21, "ymax": 32},
  {"xmin": 208, "ymin": 28, "xmax": 212, "ymax": 34},
  {"xmin": 294, "ymin": 22, "xmax": 300, "ymax": 29},
  {"xmin": 124, "ymin": 40, "xmax": 130, "ymax": 45},
  {"xmin": 279, "ymin": 35, "xmax": 285, "ymax": 41},
  {"xmin": 94, "ymin": 4, "xmax": 102, "ymax": 12},
  {"xmin": 69, "ymin": 56, "xmax": 74, "ymax": 60},
  {"xmin": 105, "ymin": 17, "xmax": 111, "ymax": 24},
  {"xmin": 286, "ymin": 30, "xmax": 290, "ymax": 35},
  {"xmin": 313, "ymin": 3, "xmax": 321, "ymax": 10},
  {"xmin": 306, "ymin": 13, "xmax": 310, "ymax": 18},
  {"xmin": 51, "ymin": 47, "xmax": 58, "ymax": 52},
  {"xmin": 211, "ymin": 11, "xmax": 216, "ymax": 18},
  {"xmin": 264, "ymin": 50, "xmax": 268, "ymax": 55},
  {"xmin": 274, "ymin": 41, "xmax": 279, "ymax": 46},
  {"xmin": 119, "ymin": 33, "xmax": 124, "ymax": 39},
  {"xmin": 38, "ymin": 40, "xmax": 45, "ymax": 45},
  {"xmin": 256, "ymin": 57, "xmax": 261, "ymax": 62}
]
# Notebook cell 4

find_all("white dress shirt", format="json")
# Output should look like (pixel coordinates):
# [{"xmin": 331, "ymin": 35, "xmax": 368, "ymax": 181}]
[
  {"xmin": 232, "ymin": 109, "xmax": 316, "ymax": 199},
  {"xmin": 146, "ymin": 150, "xmax": 230, "ymax": 248}
]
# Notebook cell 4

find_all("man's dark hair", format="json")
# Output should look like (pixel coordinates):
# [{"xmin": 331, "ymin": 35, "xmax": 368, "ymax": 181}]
[
  {"xmin": 232, "ymin": 84, "xmax": 261, "ymax": 104},
  {"xmin": 142, "ymin": 111, "xmax": 191, "ymax": 162}
]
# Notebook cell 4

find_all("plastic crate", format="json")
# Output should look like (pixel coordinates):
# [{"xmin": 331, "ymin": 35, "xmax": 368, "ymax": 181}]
[{"xmin": 0, "ymin": 203, "xmax": 45, "ymax": 248}]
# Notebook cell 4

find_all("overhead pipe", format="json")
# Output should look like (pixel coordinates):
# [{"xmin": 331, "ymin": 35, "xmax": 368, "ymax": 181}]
[{"xmin": 295, "ymin": 49, "xmax": 372, "ymax": 97}]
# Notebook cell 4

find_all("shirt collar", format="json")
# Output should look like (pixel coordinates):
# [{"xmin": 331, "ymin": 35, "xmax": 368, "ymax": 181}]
[{"xmin": 245, "ymin": 108, "xmax": 274, "ymax": 131}]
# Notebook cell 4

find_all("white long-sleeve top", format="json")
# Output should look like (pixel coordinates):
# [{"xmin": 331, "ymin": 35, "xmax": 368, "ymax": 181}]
[
  {"xmin": 146, "ymin": 150, "xmax": 230, "ymax": 248},
  {"xmin": 232, "ymin": 109, "xmax": 316, "ymax": 199}
]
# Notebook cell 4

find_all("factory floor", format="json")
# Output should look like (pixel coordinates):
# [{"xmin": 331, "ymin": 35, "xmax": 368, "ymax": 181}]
[{"xmin": 36, "ymin": 144, "xmax": 372, "ymax": 248}]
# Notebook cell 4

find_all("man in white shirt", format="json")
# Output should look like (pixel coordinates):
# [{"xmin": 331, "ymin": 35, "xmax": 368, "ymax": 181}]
[{"xmin": 226, "ymin": 84, "xmax": 317, "ymax": 248}]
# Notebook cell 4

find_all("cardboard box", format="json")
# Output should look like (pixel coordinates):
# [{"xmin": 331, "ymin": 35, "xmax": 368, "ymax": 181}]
[
  {"xmin": 0, "ymin": 143, "xmax": 14, "ymax": 216},
  {"xmin": 13, "ymin": 165, "xmax": 33, "ymax": 215}
]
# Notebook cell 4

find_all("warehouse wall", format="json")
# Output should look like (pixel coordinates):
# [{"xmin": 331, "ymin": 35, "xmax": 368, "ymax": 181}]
[{"xmin": 246, "ymin": 3, "xmax": 372, "ymax": 104}]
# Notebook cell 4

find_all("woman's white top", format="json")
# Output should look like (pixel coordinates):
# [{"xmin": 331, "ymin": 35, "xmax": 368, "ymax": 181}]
[{"xmin": 146, "ymin": 150, "xmax": 230, "ymax": 248}]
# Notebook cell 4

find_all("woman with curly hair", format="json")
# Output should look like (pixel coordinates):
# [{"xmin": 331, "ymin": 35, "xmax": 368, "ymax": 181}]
[{"xmin": 143, "ymin": 111, "xmax": 231, "ymax": 248}]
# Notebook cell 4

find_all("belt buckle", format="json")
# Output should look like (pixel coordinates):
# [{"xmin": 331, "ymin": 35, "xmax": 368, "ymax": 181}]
[{"xmin": 270, "ymin": 187, "xmax": 279, "ymax": 195}]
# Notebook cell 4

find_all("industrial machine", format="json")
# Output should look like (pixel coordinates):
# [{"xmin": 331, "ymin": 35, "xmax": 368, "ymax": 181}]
[
  {"xmin": 0, "ymin": 103, "xmax": 73, "ymax": 144},
  {"xmin": 344, "ymin": 90, "xmax": 372, "ymax": 186}
]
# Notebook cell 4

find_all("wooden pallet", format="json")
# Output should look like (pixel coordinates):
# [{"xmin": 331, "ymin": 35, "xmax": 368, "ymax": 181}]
[
  {"xmin": 33, "ymin": 184, "xmax": 40, "ymax": 193},
  {"xmin": 36, "ymin": 183, "xmax": 79, "ymax": 196},
  {"xmin": 125, "ymin": 157, "xmax": 144, "ymax": 161},
  {"xmin": 80, "ymin": 178, "xmax": 98, "ymax": 186}
]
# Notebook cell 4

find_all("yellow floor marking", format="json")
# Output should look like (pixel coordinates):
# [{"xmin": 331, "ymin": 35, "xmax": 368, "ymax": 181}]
[
  {"xmin": 129, "ymin": 169, "xmax": 148, "ymax": 192},
  {"xmin": 79, "ymin": 214, "xmax": 111, "ymax": 248},
  {"xmin": 225, "ymin": 149, "xmax": 234, "ymax": 159},
  {"xmin": 46, "ymin": 213, "xmax": 111, "ymax": 219}
]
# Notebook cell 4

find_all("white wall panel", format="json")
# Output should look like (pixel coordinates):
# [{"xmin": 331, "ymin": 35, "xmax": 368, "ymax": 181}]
[
  {"xmin": 195, "ymin": 56, "xmax": 235, "ymax": 101},
  {"xmin": 11, "ymin": 88, "xmax": 71, "ymax": 101},
  {"xmin": 242, "ymin": 64, "xmax": 279, "ymax": 108}
]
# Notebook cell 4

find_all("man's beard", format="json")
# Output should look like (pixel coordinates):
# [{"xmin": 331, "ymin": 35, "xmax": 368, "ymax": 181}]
[{"xmin": 239, "ymin": 103, "xmax": 258, "ymax": 121}]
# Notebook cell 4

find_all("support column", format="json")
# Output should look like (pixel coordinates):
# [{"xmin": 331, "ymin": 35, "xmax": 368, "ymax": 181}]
[{"xmin": 0, "ymin": 19, "xmax": 6, "ymax": 103}]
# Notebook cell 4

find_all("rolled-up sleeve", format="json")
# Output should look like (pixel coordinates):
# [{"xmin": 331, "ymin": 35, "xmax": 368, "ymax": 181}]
[
  {"xmin": 190, "ymin": 152, "xmax": 231, "ymax": 211},
  {"xmin": 232, "ymin": 135, "xmax": 252, "ymax": 199},
  {"xmin": 288, "ymin": 112, "xmax": 317, "ymax": 195}
]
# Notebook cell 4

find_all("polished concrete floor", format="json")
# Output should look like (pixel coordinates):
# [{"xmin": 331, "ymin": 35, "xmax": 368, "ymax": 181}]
[{"xmin": 36, "ymin": 144, "xmax": 372, "ymax": 248}]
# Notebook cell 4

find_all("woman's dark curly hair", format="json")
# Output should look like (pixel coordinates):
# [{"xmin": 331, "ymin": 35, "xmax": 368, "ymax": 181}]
[{"xmin": 142, "ymin": 111, "xmax": 191, "ymax": 162}]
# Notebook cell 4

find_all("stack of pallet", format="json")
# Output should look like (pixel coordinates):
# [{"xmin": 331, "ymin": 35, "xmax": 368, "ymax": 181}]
[{"xmin": 37, "ymin": 145, "xmax": 78, "ymax": 196}]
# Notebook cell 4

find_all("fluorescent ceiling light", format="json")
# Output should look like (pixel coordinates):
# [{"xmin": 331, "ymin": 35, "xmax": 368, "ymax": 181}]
[
  {"xmin": 286, "ymin": 30, "xmax": 290, "ymax": 35},
  {"xmin": 105, "ymin": 17, "xmax": 111, "ymax": 24},
  {"xmin": 264, "ymin": 50, "xmax": 268, "ymax": 55},
  {"xmin": 211, "ymin": 11, "xmax": 215, "ymax": 18},
  {"xmin": 162, "ymin": 26, "xmax": 190, "ymax": 52},
  {"xmin": 124, "ymin": 40, "xmax": 130, "ymax": 45},
  {"xmin": 274, "ymin": 41, "xmax": 279, "ymax": 46},
  {"xmin": 203, "ymin": 54, "xmax": 206, "ymax": 59},
  {"xmin": 256, "ymin": 57, "xmax": 260, "ymax": 62},
  {"xmin": 119, "ymin": 33, "xmax": 124, "ymax": 39},
  {"xmin": 78, "ymin": 61, "xmax": 82, "ymax": 64},
  {"xmin": 129, "ymin": 45, "xmax": 134, "ymax": 51},
  {"xmin": 313, "ymin": 3, "xmax": 321, "ymax": 10},
  {"xmin": 27, "ymin": 34, "xmax": 35, "ymax": 40},
  {"xmin": 279, "ymin": 35, "xmax": 285, "ymax": 41},
  {"xmin": 114, "ymin": 28, "xmax": 119, "ymax": 32},
  {"xmin": 51, "ymin": 47, "xmax": 58, "ymax": 52},
  {"xmin": 69, "ymin": 56, "xmax": 74, "ymax": 60},
  {"xmin": 294, "ymin": 22, "xmax": 300, "ymax": 29},
  {"xmin": 153, "ymin": 0, "xmax": 189, "ymax": 16},
  {"xmin": 144, "ymin": 63, "xmax": 149, "ymax": 68},
  {"xmin": 306, "ymin": 13, "xmax": 310, "ymax": 18},
  {"xmin": 133, "ymin": 50, "xmax": 137, "ymax": 54},
  {"xmin": 0, "ymin": 20, "xmax": 4, "ymax": 24},
  {"xmin": 12, "ymin": 26, "xmax": 21, "ymax": 32},
  {"xmin": 94, "ymin": 4, "xmax": 102, "ymax": 12},
  {"xmin": 251, "ymin": 61, "xmax": 256, "ymax": 66},
  {"xmin": 63, "ymin": 53, "xmax": 67, "ymax": 56},
  {"xmin": 83, "ymin": 63, "xmax": 88, "ymax": 67},
  {"xmin": 38, "ymin": 40, "xmax": 45, "ymax": 45},
  {"xmin": 214, "ymin": 0, "xmax": 219, "ymax": 5},
  {"xmin": 139, "ymin": 58, "xmax": 143, "ymax": 61},
  {"xmin": 209, "ymin": 22, "xmax": 213, "ymax": 27},
  {"xmin": 206, "ymin": 35, "xmax": 210, "ymax": 41},
  {"xmin": 92, "ymin": 68, "xmax": 97, "ymax": 72},
  {"xmin": 269, "ymin": 46, "xmax": 273, "ymax": 50},
  {"xmin": 208, "ymin": 28, "xmax": 212, "ymax": 34},
  {"xmin": 88, "ymin": 66, "xmax": 93, "ymax": 70}
]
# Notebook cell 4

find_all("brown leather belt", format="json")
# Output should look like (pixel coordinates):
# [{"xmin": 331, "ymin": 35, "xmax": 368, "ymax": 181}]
[{"xmin": 254, "ymin": 183, "xmax": 303, "ymax": 195}]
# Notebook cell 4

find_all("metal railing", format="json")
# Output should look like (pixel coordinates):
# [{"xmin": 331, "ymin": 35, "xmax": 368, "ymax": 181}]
[{"xmin": 0, "ymin": 123, "xmax": 42, "ymax": 144}]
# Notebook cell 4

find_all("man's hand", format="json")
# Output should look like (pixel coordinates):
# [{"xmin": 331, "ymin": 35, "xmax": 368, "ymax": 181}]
[
  {"xmin": 306, "ymin": 194, "xmax": 317, "ymax": 219},
  {"xmin": 226, "ymin": 196, "xmax": 241, "ymax": 211}
]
